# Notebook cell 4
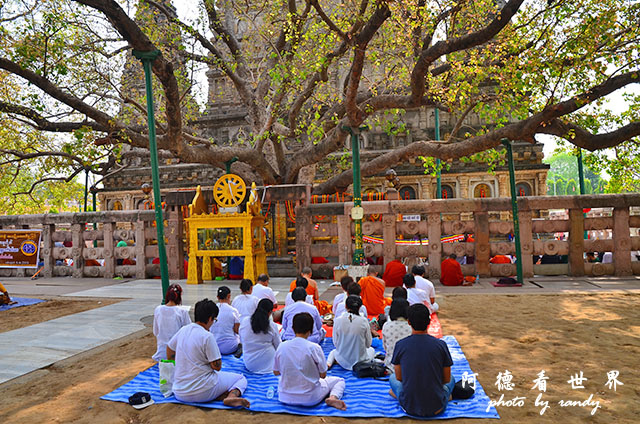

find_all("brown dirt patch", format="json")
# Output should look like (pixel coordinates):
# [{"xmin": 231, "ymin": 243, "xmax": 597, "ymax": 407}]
[
  {"xmin": 0, "ymin": 293, "xmax": 638, "ymax": 423},
  {"xmin": 1, "ymin": 297, "xmax": 121, "ymax": 333}
]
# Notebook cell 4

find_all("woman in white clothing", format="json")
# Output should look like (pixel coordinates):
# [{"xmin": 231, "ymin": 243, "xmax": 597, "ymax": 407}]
[
  {"xmin": 153, "ymin": 284, "xmax": 191, "ymax": 361},
  {"xmin": 211, "ymin": 286, "xmax": 242, "ymax": 355},
  {"xmin": 327, "ymin": 295, "xmax": 375, "ymax": 370},
  {"xmin": 381, "ymin": 299, "xmax": 412, "ymax": 369},
  {"xmin": 239, "ymin": 298, "xmax": 281, "ymax": 373},
  {"xmin": 231, "ymin": 279, "xmax": 260, "ymax": 318}
]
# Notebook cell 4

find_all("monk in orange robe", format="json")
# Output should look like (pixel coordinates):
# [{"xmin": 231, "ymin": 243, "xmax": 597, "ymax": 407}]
[
  {"xmin": 359, "ymin": 269, "xmax": 391, "ymax": 316},
  {"xmin": 382, "ymin": 259, "xmax": 406, "ymax": 287},
  {"xmin": 440, "ymin": 254, "xmax": 464, "ymax": 286},
  {"xmin": 490, "ymin": 255, "xmax": 511, "ymax": 264}
]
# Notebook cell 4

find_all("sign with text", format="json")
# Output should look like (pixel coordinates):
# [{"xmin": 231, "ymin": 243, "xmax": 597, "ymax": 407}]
[
  {"xmin": 402, "ymin": 214, "xmax": 421, "ymax": 222},
  {"xmin": 0, "ymin": 230, "xmax": 42, "ymax": 268}
]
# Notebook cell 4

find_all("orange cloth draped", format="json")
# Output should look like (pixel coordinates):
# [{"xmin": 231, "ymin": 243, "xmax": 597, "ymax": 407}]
[
  {"xmin": 289, "ymin": 278, "xmax": 319, "ymax": 301},
  {"xmin": 440, "ymin": 258, "xmax": 464, "ymax": 286},
  {"xmin": 490, "ymin": 255, "xmax": 511, "ymax": 264},
  {"xmin": 359, "ymin": 276, "xmax": 387, "ymax": 315},
  {"xmin": 382, "ymin": 260, "xmax": 406, "ymax": 287},
  {"xmin": 315, "ymin": 300, "xmax": 331, "ymax": 315}
]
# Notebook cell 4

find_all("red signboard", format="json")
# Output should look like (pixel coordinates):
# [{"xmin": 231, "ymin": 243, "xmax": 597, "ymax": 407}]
[{"xmin": 0, "ymin": 230, "xmax": 42, "ymax": 268}]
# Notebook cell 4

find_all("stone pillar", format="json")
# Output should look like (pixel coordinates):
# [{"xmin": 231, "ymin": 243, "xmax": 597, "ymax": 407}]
[
  {"xmin": 134, "ymin": 221, "xmax": 146, "ymax": 279},
  {"xmin": 42, "ymin": 224, "xmax": 55, "ymax": 278},
  {"xmin": 518, "ymin": 210, "xmax": 534, "ymax": 278},
  {"xmin": 295, "ymin": 206, "xmax": 311, "ymax": 272},
  {"xmin": 537, "ymin": 172, "xmax": 547, "ymax": 196},
  {"xmin": 568, "ymin": 208, "xmax": 585, "ymax": 276},
  {"xmin": 498, "ymin": 174, "xmax": 509, "ymax": 198},
  {"xmin": 103, "ymin": 222, "xmax": 115, "ymax": 278},
  {"xmin": 613, "ymin": 207, "xmax": 632, "ymax": 276},
  {"xmin": 337, "ymin": 215, "xmax": 352, "ymax": 265},
  {"xmin": 459, "ymin": 177, "xmax": 470, "ymax": 199},
  {"xmin": 382, "ymin": 214, "xmax": 397, "ymax": 268},
  {"xmin": 166, "ymin": 207, "xmax": 184, "ymax": 279},
  {"xmin": 421, "ymin": 177, "xmax": 432, "ymax": 199},
  {"xmin": 71, "ymin": 223, "xmax": 84, "ymax": 278},
  {"xmin": 427, "ymin": 213, "xmax": 442, "ymax": 280},
  {"xmin": 474, "ymin": 211, "xmax": 490, "ymax": 276}
]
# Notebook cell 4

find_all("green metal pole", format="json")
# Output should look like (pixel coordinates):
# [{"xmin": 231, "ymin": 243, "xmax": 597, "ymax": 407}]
[
  {"xmin": 83, "ymin": 169, "xmax": 89, "ymax": 212},
  {"xmin": 341, "ymin": 125, "xmax": 367, "ymax": 265},
  {"xmin": 133, "ymin": 49, "xmax": 170, "ymax": 303},
  {"xmin": 577, "ymin": 149, "xmax": 588, "ymax": 239},
  {"xmin": 501, "ymin": 138, "xmax": 523, "ymax": 283},
  {"xmin": 92, "ymin": 187, "xmax": 97, "ymax": 247},
  {"xmin": 435, "ymin": 108, "xmax": 442, "ymax": 199},
  {"xmin": 224, "ymin": 157, "xmax": 238, "ymax": 174}
]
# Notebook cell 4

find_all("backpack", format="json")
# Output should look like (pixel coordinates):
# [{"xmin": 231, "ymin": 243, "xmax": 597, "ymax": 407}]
[{"xmin": 352, "ymin": 360, "xmax": 389, "ymax": 379}]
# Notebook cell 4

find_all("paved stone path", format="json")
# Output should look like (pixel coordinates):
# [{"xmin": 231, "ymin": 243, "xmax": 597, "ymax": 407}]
[{"xmin": 1, "ymin": 275, "xmax": 638, "ymax": 385}]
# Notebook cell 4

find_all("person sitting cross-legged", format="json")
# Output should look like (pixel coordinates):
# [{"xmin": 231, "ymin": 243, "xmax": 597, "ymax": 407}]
[
  {"xmin": 211, "ymin": 286, "xmax": 242, "ymax": 356},
  {"xmin": 285, "ymin": 276, "xmax": 314, "ymax": 307},
  {"xmin": 327, "ymin": 295, "xmax": 375, "ymax": 370},
  {"xmin": 232, "ymin": 279, "xmax": 260, "ymax": 319},
  {"xmin": 281, "ymin": 287, "xmax": 325, "ymax": 344},
  {"xmin": 167, "ymin": 298, "xmax": 250, "ymax": 407},
  {"xmin": 239, "ymin": 298, "xmax": 281, "ymax": 374},
  {"xmin": 152, "ymin": 284, "xmax": 191, "ymax": 361},
  {"xmin": 390, "ymin": 303, "xmax": 455, "ymax": 417},
  {"xmin": 382, "ymin": 299, "xmax": 412, "ymax": 370},
  {"xmin": 274, "ymin": 312, "xmax": 347, "ymax": 410},
  {"xmin": 334, "ymin": 282, "xmax": 368, "ymax": 318}
]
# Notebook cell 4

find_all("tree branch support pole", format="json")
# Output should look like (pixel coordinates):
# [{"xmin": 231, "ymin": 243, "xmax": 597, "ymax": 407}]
[
  {"xmin": 224, "ymin": 157, "xmax": 238, "ymax": 174},
  {"xmin": 342, "ymin": 125, "xmax": 368, "ymax": 265},
  {"xmin": 83, "ymin": 168, "xmax": 89, "ymax": 212},
  {"xmin": 501, "ymin": 138, "xmax": 523, "ymax": 283},
  {"xmin": 435, "ymin": 108, "xmax": 442, "ymax": 198},
  {"xmin": 133, "ymin": 49, "xmax": 170, "ymax": 303},
  {"xmin": 577, "ymin": 149, "xmax": 588, "ymax": 239}
]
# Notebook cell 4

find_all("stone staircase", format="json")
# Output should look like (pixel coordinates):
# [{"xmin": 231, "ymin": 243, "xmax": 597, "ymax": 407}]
[{"xmin": 267, "ymin": 256, "xmax": 297, "ymax": 277}]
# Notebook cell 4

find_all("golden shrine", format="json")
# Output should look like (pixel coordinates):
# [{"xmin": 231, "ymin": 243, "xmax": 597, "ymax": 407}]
[{"xmin": 186, "ymin": 174, "xmax": 267, "ymax": 284}]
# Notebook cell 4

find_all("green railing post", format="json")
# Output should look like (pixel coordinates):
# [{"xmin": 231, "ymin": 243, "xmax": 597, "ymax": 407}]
[
  {"xmin": 435, "ymin": 108, "xmax": 442, "ymax": 199},
  {"xmin": 501, "ymin": 138, "xmax": 523, "ymax": 283},
  {"xmin": 341, "ymin": 125, "xmax": 368, "ymax": 265},
  {"xmin": 132, "ymin": 49, "xmax": 170, "ymax": 304},
  {"xmin": 224, "ymin": 157, "xmax": 238, "ymax": 174}
]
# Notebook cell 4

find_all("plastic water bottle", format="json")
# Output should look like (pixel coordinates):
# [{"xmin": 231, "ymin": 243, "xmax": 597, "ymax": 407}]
[
  {"xmin": 266, "ymin": 385, "xmax": 275, "ymax": 399},
  {"xmin": 475, "ymin": 273, "xmax": 480, "ymax": 283}
]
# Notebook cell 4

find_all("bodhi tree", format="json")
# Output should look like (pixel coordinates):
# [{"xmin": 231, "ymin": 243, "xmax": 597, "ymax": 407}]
[{"xmin": 0, "ymin": 0, "xmax": 639, "ymax": 197}]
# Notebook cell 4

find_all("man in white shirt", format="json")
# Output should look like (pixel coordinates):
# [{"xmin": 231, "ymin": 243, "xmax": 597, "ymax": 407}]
[
  {"xmin": 327, "ymin": 296, "xmax": 374, "ymax": 370},
  {"xmin": 333, "ymin": 282, "xmax": 368, "ymax": 318},
  {"xmin": 403, "ymin": 274, "xmax": 434, "ymax": 313},
  {"xmin": 411, "ymin": 265, "xmax": 439, "ymax": 312},
  {"xmin": 167, "ymin": 298, "xmax": 249, "ymax": 407},
  {"xmin": 232, "ymin": 279, "xmax": 260, "ymax": 318},
  {"xmin": 332, "ymin": 276, "xmax": 353, "ymax": 315},
  {"xmin": 252, "ymin": 274, "xmax": 278, "ymax": 306},
  {"xmin": 274, "ymin": 312, "xmax": 346, "ymax": 410},
  {"xmin": 281, "ymin": 287, "xmax": 325, "ymax": 343}
]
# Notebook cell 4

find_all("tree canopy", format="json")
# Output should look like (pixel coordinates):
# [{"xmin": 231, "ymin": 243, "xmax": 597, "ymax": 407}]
[
  {"xmin": 0, "ymin": 0, "xmax": 639, "ymax": 197},
  {"xmin": 544, "ymin": 151, "xmax": 605, "ymax": 195}
]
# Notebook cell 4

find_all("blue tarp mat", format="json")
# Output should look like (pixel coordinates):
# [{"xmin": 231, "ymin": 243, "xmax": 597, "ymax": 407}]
[
  {"xmin": 0, "ymin": 297, "xmax": 45, "ymax": 311},
  {"xmin": 102, "ymin": 336, "xmax": 499, "ymax": 419}
]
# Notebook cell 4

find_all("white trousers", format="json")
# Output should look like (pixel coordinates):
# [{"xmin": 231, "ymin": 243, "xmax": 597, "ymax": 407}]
[
  {"xmin": 296, "ymin": 376, "xmax": 345, "ymax": 406},
  {"xmin": 175, "ymin": 371, "xmax": 247, "ymax": 403},
  {"xmin": 327, "ymin": 347, "xmax": 375, "ymax": 370}
]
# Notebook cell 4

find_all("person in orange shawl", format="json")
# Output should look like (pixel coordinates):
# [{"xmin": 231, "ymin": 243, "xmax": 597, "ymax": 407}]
[
  {"xmin": 289, "ymin": 267, "xmax": 332, "ymax": 315},
  {"xmin": 359, "ymin": 268, "xmax": 391, "ymax": 316},
  {"xmin": 382, "ymin": 259, "xmax": 406, "ymax": 287},
  {"xmin": 440, "ymin": 254, "xmax": 465, "ymax": 286}
]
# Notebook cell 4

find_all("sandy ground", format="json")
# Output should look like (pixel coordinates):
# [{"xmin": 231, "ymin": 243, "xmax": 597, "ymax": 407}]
[
  {"xmin": 1, "ymin": 297, "xmax": 121, "ymax": 333},
  {"xmin": 1, "ymin": 293, "xmax": 639, "ymax": 424}
]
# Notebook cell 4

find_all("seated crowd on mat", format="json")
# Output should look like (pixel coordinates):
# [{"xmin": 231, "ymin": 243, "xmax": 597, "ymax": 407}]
[{"xmin": 154, "ymin": 266, "xmax": 460, "ymax": 417}]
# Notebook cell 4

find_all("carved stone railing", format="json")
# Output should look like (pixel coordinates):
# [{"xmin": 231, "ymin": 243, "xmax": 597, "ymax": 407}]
[
  {"xmin": 295, "ymin": 194, "xmax": 640, "ymax": 280},
  {"xmin": 0, "ymin": 208, "xmax": 185, "ymax": 279}
]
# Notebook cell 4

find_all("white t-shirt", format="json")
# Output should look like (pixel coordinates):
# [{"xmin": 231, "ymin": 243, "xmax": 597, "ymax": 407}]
[
  {"xmin": 285, "ymin": 292, "xmax": 314, "ymax": 307},
  {"xmin": 333, "ymin": 297, "xmax": 368, "ymax": 318},
  {"xmin": 168, "ymin": 323, "xmax": 221, "ymax": 398},
  {"xmin": 238, "ymin": 316, "xmax": 281, "ymax": 374},
  {"xmin": 382, "ymin": 317, "xmax": 412, "ymax": 367},
  {"xmin": 406, "ymin": 287, "xmax": 430, "ymax": 307},
  {"xmin": 232, "ymin": 293, "xmax": 260, "ymax": 318},
  {"xmin": 274, "ymin": 336, "xmax": 327, "ymax": 404},
  {"xmin": 152, "ymin": 305, "xmax": 191, "ymax": 361},
  {"xmin": 210, "ymin": 303, "xmax": 240, "ymax": 354},
  {"xmin": 332, "ymin": 292, "xmax": 346, "ymax": 315},
  {"xmin": 252, "ymin": 283, "xmax": 277, "ymax": 304},
  {"xmin": 414, "ymin": 275, "xmax": 436, "ymax": 300},
  {"xmin": 333, "ymin": 312, "xmax": 373, "ymax": 370},
  {"xmin": 281, "ymin": 301, "xmax": 324, "ymax": 344}
]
